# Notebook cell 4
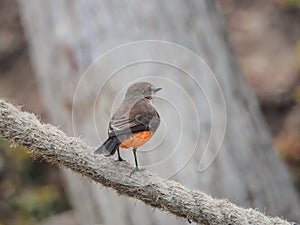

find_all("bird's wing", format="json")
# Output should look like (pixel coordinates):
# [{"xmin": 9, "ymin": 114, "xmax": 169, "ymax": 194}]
[
  {"xmin": 108, "ymin": 99, "xmax": 160, "ymax": 137},
  {"xmin": 108, "ymin": 114, "xmax": 151, "ymax": 137}
]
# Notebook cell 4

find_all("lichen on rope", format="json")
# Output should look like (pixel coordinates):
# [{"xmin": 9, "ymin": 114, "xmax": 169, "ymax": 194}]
[{"xmin": 0, "ymin": 99, "xmax": 295, "ymax": 225}]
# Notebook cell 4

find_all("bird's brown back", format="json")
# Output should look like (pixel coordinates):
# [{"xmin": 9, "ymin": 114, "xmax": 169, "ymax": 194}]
[{"xmin": 108, "ymin": 98, "xmax": 160, "ymax": 139}]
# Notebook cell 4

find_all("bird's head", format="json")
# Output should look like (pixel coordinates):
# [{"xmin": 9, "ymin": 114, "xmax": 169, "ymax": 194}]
[{"xmin": 125, "ymin": 82, "xmax": 161, "ymax": 100}]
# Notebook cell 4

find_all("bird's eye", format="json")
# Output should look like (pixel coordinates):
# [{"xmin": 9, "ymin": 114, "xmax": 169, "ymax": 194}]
[{"xmin": 145, "ymin": 96, "xmax": 152, "ymax": 100}]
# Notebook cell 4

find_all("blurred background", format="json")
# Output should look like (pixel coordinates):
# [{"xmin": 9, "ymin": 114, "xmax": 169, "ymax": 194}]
[{"xmin": 0, "ymin": 0, "xmax": 299, "ymax": 225}]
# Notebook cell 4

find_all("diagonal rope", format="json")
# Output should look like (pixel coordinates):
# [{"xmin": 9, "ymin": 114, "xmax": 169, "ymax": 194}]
[{"xmin": 0, "ymin": 99, "xmax": 294, "ymax": 225}]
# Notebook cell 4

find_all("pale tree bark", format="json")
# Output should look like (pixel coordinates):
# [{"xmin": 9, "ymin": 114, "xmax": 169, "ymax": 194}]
[{"xmin": 17, "ymin": 0, "xmax": 300, "ymax": 225}]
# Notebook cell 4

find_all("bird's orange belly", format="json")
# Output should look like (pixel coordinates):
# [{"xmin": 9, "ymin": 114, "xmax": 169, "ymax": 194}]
[{"xmin": 120, "ymin": 131, "xmax": 152, "ymax": 148}]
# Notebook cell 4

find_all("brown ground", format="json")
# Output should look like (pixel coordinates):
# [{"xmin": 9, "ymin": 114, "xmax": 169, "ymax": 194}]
[
  {"xmin": 217, "ymin": 0, "xmax": 300, "ymax": 187},
  {"xmin": 218, "ymin": 0, "xmax": 300, "ymax": 104},
  {"xmin": 0, "ymin": 0, "xmax": 44, "ymax": 115},
  {"xmin": 0, "ymin": 1, "xmax": 74, "ymax": 224}
]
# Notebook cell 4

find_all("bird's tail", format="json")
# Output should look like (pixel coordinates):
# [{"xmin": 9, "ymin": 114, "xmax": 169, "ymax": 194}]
[{"xmin": 94, "ymin": 137, "xmax": 120, "ymax": 156}]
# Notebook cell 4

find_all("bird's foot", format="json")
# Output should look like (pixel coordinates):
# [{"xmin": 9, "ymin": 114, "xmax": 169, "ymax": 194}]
[
  {"xmin": 115, "ymin": 157, "xmax": 125, "ymax": 162},
  {"xmin": 129, "ymin": 167, "xmax": 145, "ymax": 176}
]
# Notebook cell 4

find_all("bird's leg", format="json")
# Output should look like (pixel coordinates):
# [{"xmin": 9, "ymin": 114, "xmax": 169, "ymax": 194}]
[
  {"xmin": 133, "ymin": 148, "xmax": 139, "ymax": 169},
  {"xmin": 129, "ymin": 148, "xmax": 145, "ymax": 176},
  {"xmin": 116, "ymin": 147, "xmax": 124, "ymax": 161}
]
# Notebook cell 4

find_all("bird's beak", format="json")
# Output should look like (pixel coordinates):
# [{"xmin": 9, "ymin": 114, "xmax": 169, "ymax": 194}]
[{"xmin": 154, "ymin": 87, "xmax": 162, "ymax": 93}]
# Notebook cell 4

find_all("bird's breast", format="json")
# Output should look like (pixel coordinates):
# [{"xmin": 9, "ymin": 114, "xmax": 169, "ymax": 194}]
[{"xmin": 119, "ymin": 131, "xmax": 153, "ymax": 148}]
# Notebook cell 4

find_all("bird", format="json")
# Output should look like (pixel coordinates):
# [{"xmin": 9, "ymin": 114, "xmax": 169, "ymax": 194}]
[{"xmin": 95, "ymin": 82, "xmax": 161, "ymax": 169}]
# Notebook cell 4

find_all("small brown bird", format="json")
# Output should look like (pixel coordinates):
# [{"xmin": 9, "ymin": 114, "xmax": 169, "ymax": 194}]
[{"xmin": 95, "ymin": 82, "xmax": 161, "ymax": 169}]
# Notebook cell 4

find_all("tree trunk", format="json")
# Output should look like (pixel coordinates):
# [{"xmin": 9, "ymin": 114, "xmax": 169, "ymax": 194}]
[{"xmin": 17, "ymin": 0, "xmax": 300, "ymax": 224}]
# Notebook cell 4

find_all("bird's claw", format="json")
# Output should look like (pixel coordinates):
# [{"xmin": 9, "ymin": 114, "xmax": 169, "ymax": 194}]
[
  {"xmin": 129, "ymin": 167, "xmax": 145, "ymax": 176},
  {"xmin": 115, "ymin": 157, "xmax": 125, "ymax": 162}
]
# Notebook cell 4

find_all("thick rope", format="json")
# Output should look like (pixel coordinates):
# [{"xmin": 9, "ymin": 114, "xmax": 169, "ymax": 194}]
[{"xmin": 0, "ymin": 99, "xmax": 295, "ymax": 225}]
